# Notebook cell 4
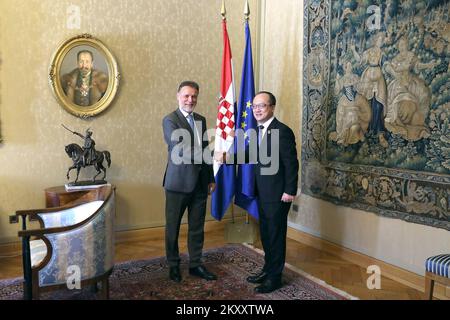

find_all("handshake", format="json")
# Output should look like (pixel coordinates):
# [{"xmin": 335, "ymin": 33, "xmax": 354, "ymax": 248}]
[
  {"xmin": 213, "ymin": 151, "xmax": 230, "ymax": 164},
  {"xmin": 213, "ymin": 149, "xmax": 259, "ymax": 166}
]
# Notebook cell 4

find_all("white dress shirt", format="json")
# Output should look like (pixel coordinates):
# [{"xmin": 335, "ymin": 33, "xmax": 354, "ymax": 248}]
[{"xmin": 258, "ymin": 116, "xmax": 275, "ymax": 141}]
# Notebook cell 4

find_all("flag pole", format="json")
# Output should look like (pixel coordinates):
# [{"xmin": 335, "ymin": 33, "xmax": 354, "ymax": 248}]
[
  {"xmin": 221, "ymin": 0, "xmax": 226, "ymax": 20},
  {"xmin": 223, "ymin": 0, "xmax": 257, "ymax": 243},
  {"xmin": 244, "ymin": 0, "xmax": 250, "ymax": 21},
  {"xmin": 244, "ymin": 0, "xmax": 250, "ymax": 226}
]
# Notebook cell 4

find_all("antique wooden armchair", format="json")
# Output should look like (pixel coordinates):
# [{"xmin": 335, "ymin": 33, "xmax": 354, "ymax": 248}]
[{"xmin": 16, "ymin": 185, "xmax": 115, "ymax": 300}]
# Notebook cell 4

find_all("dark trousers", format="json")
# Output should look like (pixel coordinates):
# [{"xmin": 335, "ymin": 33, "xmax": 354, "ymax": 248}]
[
  {"xmin": 165, "ymin": 181, "xmax": 207, "ymax": 268},
  {"xmin": 258, "ymin": 200, "xmax": 291, "ymax": 281}
]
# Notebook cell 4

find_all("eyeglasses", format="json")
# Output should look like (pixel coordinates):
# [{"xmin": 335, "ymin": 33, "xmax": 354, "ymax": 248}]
[{"xmin": 250, "ymin": 104, "xmax": 271, "ymax": 110}]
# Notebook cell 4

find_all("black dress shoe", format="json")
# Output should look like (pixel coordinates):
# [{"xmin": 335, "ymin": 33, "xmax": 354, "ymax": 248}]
[
  {"xmin": 246, "ymin": 271, "xmax": 268, "ymax": 284},
  {"xmin": 189, "ymin": 265, "xmax": 217, "ymax": 281},
  {"xmin": 169, "ymin": 266, "xmax": 182, "ymax": 283},
  {"xmin": 254, "ymin": 279, "xmax": 282, "ymax": 294}
]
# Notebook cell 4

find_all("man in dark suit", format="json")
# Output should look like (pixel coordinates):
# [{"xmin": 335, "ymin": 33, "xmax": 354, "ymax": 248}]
[
  {"xmin": 162, "ymin": 81, "xmax": 217, "ymax": 283},
  {"xmin": 243, "ymin": 91, "xmax": 299, "ymax": 293}
]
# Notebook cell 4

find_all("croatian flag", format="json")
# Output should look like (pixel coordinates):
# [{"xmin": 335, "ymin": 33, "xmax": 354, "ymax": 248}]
[
  {"xmin": 211, "ymin": 18, "xmax": 236, "ymax": 221},
  {"xmin": 234, "ymin": 20, "xmax": 259, "ymax": 219}
]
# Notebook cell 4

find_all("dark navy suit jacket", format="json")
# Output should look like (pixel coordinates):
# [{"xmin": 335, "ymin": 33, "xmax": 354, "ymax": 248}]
[{"xmin": 255, "ymin": 118, "xmax": 299, "ymax": 202}]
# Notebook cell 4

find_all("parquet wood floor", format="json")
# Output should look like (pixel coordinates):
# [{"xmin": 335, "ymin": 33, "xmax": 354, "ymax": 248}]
[{"xmin": 0, "ymin": 222, "xmax": 427, "ymax": 300}]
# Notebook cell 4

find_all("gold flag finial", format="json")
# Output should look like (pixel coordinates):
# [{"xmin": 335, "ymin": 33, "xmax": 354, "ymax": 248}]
[
  {"xmin": 244, "ymin": 0, "xmax": 250, "ymax": 20},
  {"xmin": 221, "ymin": 0, "xmax": 226, "ymax": 20}
]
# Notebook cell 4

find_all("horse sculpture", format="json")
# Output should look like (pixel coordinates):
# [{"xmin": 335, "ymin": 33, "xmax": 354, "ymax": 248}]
[{"xmin": 65, "ymin": 143, "xmax": 111, "ymax": 183}]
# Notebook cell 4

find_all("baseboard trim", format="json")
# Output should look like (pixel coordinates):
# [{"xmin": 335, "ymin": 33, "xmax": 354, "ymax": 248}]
[
  {"xmin": 0, "ymin": 218, "xmax": 233, "ymax": 256},
  {"xmin": 287, "ymin": 227, "xmax": 449, "ymax": 300},
  {"xmin": 116, "ymin": 218, "xmax": 229, "ymax": 243}
]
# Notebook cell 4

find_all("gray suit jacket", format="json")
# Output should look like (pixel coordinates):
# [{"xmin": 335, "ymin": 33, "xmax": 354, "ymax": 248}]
[{"xmin": 162, "ymin": 109, "xmax": 214, "ymax": 193}]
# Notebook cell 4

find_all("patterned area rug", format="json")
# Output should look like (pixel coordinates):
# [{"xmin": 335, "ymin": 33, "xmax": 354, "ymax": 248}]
[{"xmin": 0, "ymin": 244, "xmax": 356, "ymax": 300}]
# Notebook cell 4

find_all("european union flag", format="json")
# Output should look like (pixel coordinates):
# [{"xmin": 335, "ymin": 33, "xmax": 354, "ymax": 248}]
[{"xmin": 234, "ymin": 21, "xmax": 259, "ymax": 220}]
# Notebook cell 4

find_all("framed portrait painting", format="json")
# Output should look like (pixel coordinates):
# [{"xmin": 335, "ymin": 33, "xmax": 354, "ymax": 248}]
[{"xmin": 49, "ymin": 34, "xmax": 120, "ymax": 118}]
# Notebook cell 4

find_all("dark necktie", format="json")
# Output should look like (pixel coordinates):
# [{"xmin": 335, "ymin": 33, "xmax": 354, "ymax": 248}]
[
  {"xmin": 258, "ymin": 125, "xmax": 264, "ymax": 145},
  {"xmin": 187, "ymin": 114, "xmax": 195, "ymax": 131},
  {"xmin": 187, "ymin": 114, "xmax": 200, "ymax": 146}
]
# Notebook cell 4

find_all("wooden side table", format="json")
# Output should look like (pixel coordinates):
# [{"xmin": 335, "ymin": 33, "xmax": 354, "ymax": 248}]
[{"xmin": 45, "ymin": 186, "xmax": 106, "ymax": 208}]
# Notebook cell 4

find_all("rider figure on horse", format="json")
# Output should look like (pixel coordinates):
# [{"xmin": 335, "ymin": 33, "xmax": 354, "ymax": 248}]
[{"xmin": 73, "ymin": 129, "xmax": 96, "ymax": 166}]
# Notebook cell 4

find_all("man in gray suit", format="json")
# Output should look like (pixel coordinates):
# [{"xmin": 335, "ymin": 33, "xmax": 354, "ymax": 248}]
[{"xmin": 162, "ymin": 81, "xmax": 217, "ymax": 283}]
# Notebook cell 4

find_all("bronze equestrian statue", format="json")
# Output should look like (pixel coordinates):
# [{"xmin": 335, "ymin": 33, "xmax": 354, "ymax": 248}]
[{"xmin": 63, "ymin": 125, "xmax": 111, "ymax": 184}]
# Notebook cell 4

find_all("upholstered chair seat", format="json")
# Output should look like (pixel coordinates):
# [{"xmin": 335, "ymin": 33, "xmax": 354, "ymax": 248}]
[
  {"xmin": 424, "ymin": 254, "xmax": 450, "ymax": 300},
  {"xmin": 426, "ymin": 255, "xmax": 450, "ymax": 278}
]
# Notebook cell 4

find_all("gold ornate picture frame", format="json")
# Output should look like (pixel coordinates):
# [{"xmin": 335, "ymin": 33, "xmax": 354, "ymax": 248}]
[{"xmin": 49, "ymin": 34, "xmax": 120, "ymax": 118}]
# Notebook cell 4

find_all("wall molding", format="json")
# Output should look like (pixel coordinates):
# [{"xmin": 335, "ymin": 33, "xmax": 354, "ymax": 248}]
[
  {"xmin": 116, "ymin": 218, "xmax": 228, "ymax": 244},
  {"xmin": 287, "ymin": 226, "xmax": 449, "ymax": 300}
]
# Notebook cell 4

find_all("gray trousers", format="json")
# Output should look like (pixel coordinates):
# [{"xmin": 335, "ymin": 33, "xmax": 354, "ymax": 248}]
[{"xmin": 165, "ymin": 181, "xmax": 207, "ymax": 268}]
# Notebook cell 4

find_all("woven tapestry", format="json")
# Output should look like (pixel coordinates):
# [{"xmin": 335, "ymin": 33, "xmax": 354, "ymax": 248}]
[{"xmin": 302, "ymin": 0, "xmax": 450, "ymax": 230}]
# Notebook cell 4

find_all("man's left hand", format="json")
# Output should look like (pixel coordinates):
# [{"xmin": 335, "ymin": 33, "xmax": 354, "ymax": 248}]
[
  {"xmin": 281, "ymin": 193, "xmax": 295, "ymax": 203},
  {"xmin": 208, "ymin": 183, "xmax": 216, "ymax": 195}
]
